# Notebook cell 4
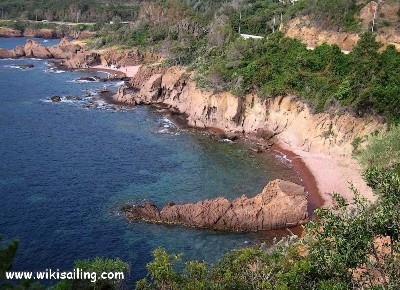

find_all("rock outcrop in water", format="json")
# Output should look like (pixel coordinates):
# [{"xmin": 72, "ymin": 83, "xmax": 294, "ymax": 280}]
[
  {"xmin": 123, "ymin": 179, "xmax": 309, "ymax": 232},
  {"xmin": 0, "ymin": 39, "xmax": 101, "ymax": 69}
]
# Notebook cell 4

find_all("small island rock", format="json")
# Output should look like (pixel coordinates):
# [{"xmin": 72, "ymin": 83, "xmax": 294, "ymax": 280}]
[{"xmin": 51, "ymin": 96, "xmax": 62, "ymax": 102}]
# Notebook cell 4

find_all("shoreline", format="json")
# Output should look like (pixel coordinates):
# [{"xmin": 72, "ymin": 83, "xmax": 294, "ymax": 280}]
[
  {"xmin": 270, "ymin": 144, "xmax": 324, "ymax": 217},
  {"xmin": 1, "ymin": 36, "xmax": 376, "ymax": 212},
  {"xmin": 90, "ymin": 64, "xmax": 141, "ymax": 78},
  {"xmin": 164, "ymin": 110, "xmax": 372, "ymax": 212},
  {"xmin": 88, "ymin": 63, "xmax": 377, "ymax": 212},
  {"xmin": 165, "ymin": 110, "xmax": 332, "ymax": 215}
]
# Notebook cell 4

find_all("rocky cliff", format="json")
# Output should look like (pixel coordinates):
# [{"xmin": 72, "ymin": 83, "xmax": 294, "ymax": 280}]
[
  {"xmin": 0, "ymin": 28, "xmax": 23, "ymax": 38},
  {"xmin": 124, "ymin": 179, "xmax": 308, "ymax": 232},
  {"xmin": 0, "ymin": 26, "xmax": 95, "ymax": 39},
  {"xmin": 114, "ymin": 65, "xmax": 384, "ymax": 157}
]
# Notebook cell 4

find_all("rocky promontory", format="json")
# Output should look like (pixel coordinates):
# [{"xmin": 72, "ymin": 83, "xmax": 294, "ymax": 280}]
[
  {"xmin": 0, "ymin": 38, "xmax": 101, "ymax": 68},
  {"xmin": 123, "ymin": 179, "xmax": 309, "ymax": 232}
]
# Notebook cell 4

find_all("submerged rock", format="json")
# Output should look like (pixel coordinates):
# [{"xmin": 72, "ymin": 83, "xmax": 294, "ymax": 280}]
[
  {"xmin": 65, "ymin": 95, "xmax": 82, "ymax": 101},
  {"xmin": 123, "ymin": 179, "xmax": 309, "ymax": 232},
  {"xmin": 77, "ymin": 76, "xmax": 98, "ymax": 82},
  {"xmin": 18, "ymin": 64, "xmax": 34, "ymax": 69}
]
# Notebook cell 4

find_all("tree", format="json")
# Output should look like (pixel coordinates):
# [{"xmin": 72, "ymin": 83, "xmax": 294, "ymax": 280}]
[
  {"xmin": 0, "ymin": 235, "xmax": 18, "ymax": 280},
  {"xmin": 0, "ymin": 236, "xmax": 45, "ymax": 290}
]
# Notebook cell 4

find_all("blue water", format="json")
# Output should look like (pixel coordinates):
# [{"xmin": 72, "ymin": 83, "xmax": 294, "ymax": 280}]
[
  {"xmin": 0, "ymin": 37, "xmax": 60, "ymax": 49},
  {"xmin": 0, "ymin": 38, "xmax": 301, "ymax": 285}
]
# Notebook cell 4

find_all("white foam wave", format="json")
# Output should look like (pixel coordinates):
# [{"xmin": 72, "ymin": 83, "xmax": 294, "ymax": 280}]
[
  {"xmin": 221, "ymin": 139, "xmax": 235, "ymax": 143},
  {"xmin": 44, "ymin": 68, "xmax": 65, "ymax": 74},
  {"xmin": 273, "ymin": 151, "xmax": 293, "ymax": 166},
  {"xmin": 68, "ymin": 79, "xmax": 99, "ymax": 84},
  {"xmin": 157, "ymin": 128, "xmax": 170, "ymax": 134},
  {"xmin": 42, "ymin": 96, "xmax": 87, "ymax": 104},
  {"xmin": 82, "ymin": 89, "xmax": 97, "ymax": 96},
  {"xmin": 160, "ymin": 117, "xmax": 176, "ymax": 129},
  {"xmin": 110, "ymin": 81, "xmax": 125, "ymax": 87},
  {"xmin": 4, "ymin": 64, "xmax": 33, "ymax": 70},
  {"xmin": 42, "ymin": 94, "xmax": 136, "ymax": 112},
  {"xmin": 4, "ymin": 65, "xmax": 20, "ymax": 69}
]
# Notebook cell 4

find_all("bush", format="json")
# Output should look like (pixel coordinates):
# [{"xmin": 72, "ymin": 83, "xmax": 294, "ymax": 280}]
[{"xmin": 356, "ymin": 125, "xmax": 400, "ymax": 170}]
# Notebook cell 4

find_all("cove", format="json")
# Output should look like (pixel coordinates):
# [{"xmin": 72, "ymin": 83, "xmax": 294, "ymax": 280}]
[{"xmin": 0, "ymin": 37, "xmax": 301, "ymax": 284}]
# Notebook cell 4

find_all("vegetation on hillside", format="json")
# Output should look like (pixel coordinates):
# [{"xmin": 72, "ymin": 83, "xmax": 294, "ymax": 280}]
[
  {"xmin": 52, "ymin": 1, "xmax": 397, "ymax": 122},
  {"xmin": 0, "ymin": 0, "xmax": 140, "ymax": 23},
  {"xmin": 194, "ymin": 31, "xmax": 400, "ymax": 123}
]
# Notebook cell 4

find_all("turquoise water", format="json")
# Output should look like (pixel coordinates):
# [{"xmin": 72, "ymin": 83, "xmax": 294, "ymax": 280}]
[{"xmin": 0, "ymin": 38, "xmax": 301, "ymax": 285}]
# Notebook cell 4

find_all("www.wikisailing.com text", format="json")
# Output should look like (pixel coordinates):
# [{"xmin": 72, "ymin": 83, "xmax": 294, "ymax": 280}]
[{"xmin": 6, "ymin": 268, "xmax": 124, "ymax": 283}]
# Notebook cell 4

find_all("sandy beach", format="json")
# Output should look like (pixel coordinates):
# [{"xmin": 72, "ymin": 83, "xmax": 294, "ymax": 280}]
[
  {"xmin": 90, "ymin": 64, "xmax": 141, "ymax": 78},
  {"xmin": 276, "ymin": 142, "xmax": 377, "ymax": 207}
]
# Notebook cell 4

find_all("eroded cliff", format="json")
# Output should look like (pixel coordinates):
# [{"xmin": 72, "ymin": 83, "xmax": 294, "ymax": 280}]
[{"xmin": 114, "ymin": 65, "xmax": 384, "ymax": 158}]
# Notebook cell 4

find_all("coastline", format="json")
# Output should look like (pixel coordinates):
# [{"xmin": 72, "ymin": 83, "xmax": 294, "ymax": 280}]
[
  {"xmin": 0, "ymin": 35, "xmax": 377, "ymax": 212},
  {"xmin": 88, "ymin": 63, "xmax": 376, "ymax": 211}
]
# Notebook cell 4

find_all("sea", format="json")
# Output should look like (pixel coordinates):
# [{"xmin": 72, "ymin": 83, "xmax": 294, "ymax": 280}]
[{"xmin": 0, "ymin": 38, "xmax": 302, "ymax": 285}]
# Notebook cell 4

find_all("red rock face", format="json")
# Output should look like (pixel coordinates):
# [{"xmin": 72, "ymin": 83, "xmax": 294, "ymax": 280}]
[
  {"xmin": 0, "ymin": 28, "xmax": 23, "ymax": 38},
  {"xmin": 24, "ymin": 40, "xmax": 53, "ymax": 58},
  {"xmin": 23, "ymin": 29, "xmax": 64, "ymax": 39},
  {"xmin": 0, "ymin": 48, "xmax": 14, "ymax": 58},
  {"xmin": 124, "ymin": 179, "xmax": 309, "ymax": 232}
]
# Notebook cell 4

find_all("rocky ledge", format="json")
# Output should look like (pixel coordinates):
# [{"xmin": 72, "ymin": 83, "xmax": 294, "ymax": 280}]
[{"xmin": 123, "ymin": 179, "xmax": 309, "ymax": 232}]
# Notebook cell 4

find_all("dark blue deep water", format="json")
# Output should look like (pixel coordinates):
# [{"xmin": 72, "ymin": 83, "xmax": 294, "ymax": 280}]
[{"xmin": 0, "ymin": 38, "xmax": 301, "ymax": 285}]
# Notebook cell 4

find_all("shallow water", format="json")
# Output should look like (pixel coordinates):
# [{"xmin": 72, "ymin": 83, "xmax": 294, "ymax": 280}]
[{"xmin": 0, "ymin": 38, "xmax": 301, "ymax": 284}]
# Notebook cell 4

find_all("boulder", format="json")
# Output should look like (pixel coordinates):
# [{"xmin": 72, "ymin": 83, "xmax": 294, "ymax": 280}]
[
  {"xmin": 18, "ymin": 64, "xmax": 34, "ymax": 69},
  {"xmin": 112, "ymin": 85, "xmax": 135, "ymax": 105},
  {"xmin": 51, "ymin": 96, "xmax": 61, "ymax": 102},
  {"xmin": 77, "ymin": 76, "xmax": 98, "ymax": 82},
  {"xmin": 124, "ymin": 179, "xmax": 309, "ymax": 232}
]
